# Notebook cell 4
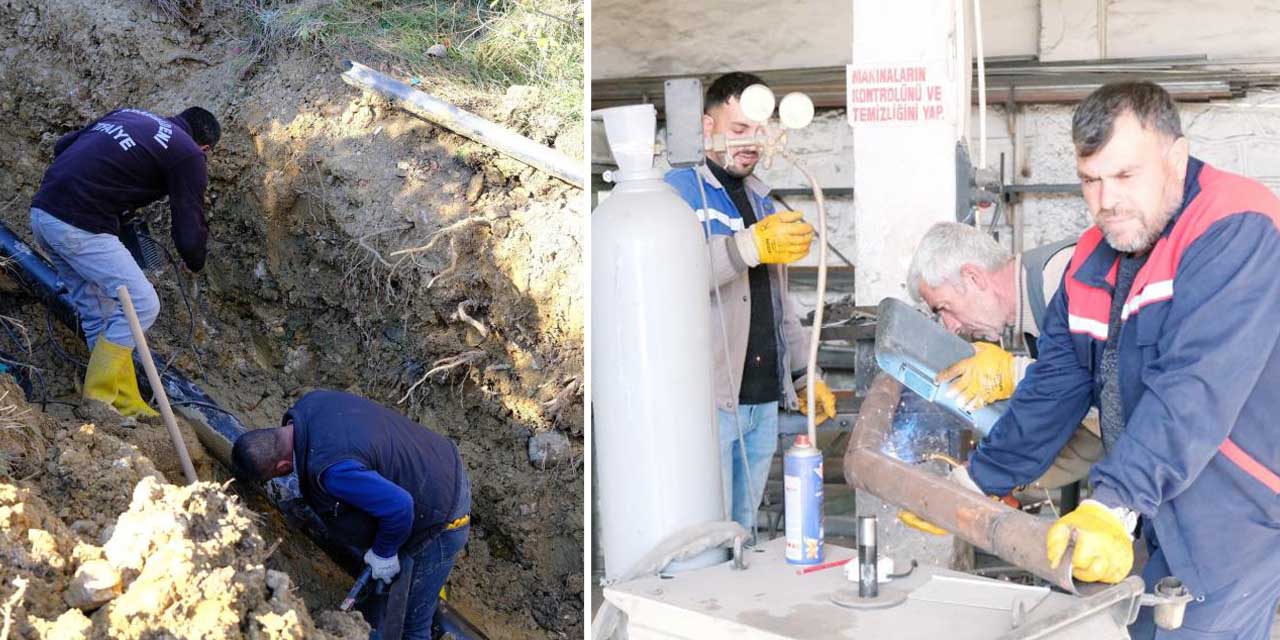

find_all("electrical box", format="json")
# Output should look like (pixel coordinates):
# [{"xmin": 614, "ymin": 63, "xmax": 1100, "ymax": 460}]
[{"xmin": 664, "ymin": 78, "xmax": 705, "ymax": 167}]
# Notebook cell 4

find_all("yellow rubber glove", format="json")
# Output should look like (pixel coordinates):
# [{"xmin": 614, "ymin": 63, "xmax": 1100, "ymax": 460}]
[
  {"xmin": 1046, "ymin": 500, "xmax": 1134, "ymax": 584},
  {"xmin": 796, "ymin": 379, "xmax": 837, "ymax": 425},
  {"xmin": 936, "ymin": 342, "xmax": 1015, "ymax": 410},
  {"xmin": 899, "ymin": 463, "xmax": 1020, "ymax": 536},
  {"xmin": 898, "ymin": 510, "xmax": 949, "ymax": 535},
  {"xmin": 751, "ymin": 210, "xmax": 814, "ymax": 264}
]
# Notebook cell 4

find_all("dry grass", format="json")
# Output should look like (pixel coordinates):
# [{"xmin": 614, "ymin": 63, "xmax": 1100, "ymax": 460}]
[
  {"xmin": 0, "ymin": 386, "xmax": 44, "ymax": 482},
  {"xmin": 234, "ymin": 0, "xmax": 583, "ymax": 126},
  {"xmin": 148, "ymin": 0, "xmax": 203, "ymax": 27}
]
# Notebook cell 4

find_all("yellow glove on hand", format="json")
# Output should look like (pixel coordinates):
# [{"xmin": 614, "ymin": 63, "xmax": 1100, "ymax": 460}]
[
  {"xmin": 752, "ymin": 210, "xmax": 814, "ymax": 264},
  {"xmin": 899, "ymin": 510, "xmax": 948, "ymax": 535},
  {"xmin": 796, "ymin": 379, "xmax": 837, "ymax": 425},
  {"xmin": 898, "ymin": 462, "xmax": 985, "ymax": 536},
  {"xmin": 936, "ymin": 342, "xmax": 1015, "ymax": 410},
  {"xmin": 1046, "ymin": 500, "xmax": 1134, "ymax": 584}
]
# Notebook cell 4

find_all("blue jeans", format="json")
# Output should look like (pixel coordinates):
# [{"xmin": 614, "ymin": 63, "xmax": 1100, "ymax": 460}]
[
  {"xmin": 29, "ymin": 208, "xmax": 158, "ymax": 349},
  {"xmin": 717, "ymin": 402, "xmax": 779, "ymax": 532},
  {"xmin": 362, "ymin": 472, "xmax": 471, "ymax": 640}
]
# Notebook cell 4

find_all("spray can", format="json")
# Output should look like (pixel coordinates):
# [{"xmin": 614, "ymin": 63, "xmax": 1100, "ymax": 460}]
[{"xmin": 784, "ymin": 435, "xmax": 824, "ymax": 564}]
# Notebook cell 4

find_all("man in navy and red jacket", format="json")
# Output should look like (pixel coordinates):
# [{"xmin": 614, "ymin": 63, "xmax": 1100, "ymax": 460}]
[{"xmin": 965, "ymin": 81, "xmax": 1280, "ymax": 638}]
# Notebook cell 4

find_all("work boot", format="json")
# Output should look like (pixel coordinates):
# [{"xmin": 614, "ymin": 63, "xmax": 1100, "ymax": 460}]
[
  {"xmin": 85, "ymin": 339, "xmax": 158, "ymax": 418},
  {"xmin": 83, "ymin": 339, "xmax": 127, "ymax": 407},
  {"xmin": 112, "ymin": 344, "xmax": 159, "ymax": 419}
]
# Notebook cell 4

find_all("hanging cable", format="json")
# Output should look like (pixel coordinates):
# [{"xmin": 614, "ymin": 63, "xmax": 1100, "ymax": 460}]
[
  {"xmin": 44, "ymin": 307, "xmax": 88, "ymax": 369},
  {"xmin": 695, "ymin": 171, "xmax": 760, "ymax": 546},
  {"xmin": 974, "ymin": 0, "xmax": 988, "ymax": 169}
]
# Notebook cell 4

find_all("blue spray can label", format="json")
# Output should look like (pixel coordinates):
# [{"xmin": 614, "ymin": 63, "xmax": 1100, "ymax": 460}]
[{"xmin": 784, "ymin": 435, "xmax": 824, "ymax": 564}]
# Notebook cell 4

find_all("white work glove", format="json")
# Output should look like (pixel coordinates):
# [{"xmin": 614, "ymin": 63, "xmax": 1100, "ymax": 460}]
[
  {"xmin": 947, "ymin": 463, "xmax": 982, "ymax": 494},
  {"xmin": 364, "ymin": 549, "xmax": 400, "ymax": 582}
]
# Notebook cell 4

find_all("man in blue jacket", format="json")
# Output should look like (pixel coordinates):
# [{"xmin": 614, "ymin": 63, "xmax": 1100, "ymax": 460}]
[
  {"xmin": 967, "ymin": 81, "xmax": 1280, "ymax": 638},
  {"xmin": 664, "ymin": 72, "xmax": 836, "ymax": 538},
  {"xmin": 231, "ymin": 390, "xmax": 471, "ymax": 639},
  {"xmin": 28, "ymin": 107, "xmax": 218, "ymax": 417}
]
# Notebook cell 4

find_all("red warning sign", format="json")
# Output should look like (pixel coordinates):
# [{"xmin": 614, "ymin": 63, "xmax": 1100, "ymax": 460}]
[{"xmin": 846, "ymin": 63, "xmax": 950, "ymax": 126}]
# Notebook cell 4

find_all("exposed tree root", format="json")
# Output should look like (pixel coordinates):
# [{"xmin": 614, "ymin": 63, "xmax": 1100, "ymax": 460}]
[
  {"xmin": 453, "ymin": 300, "xmax": 489, "ymax": 340},
  {"xmin": 398, "ymin": 349, "xmax": 487, "ymax": 405}
]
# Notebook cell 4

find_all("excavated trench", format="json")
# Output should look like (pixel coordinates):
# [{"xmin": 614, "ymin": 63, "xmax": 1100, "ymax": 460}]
[
  {"xmin": 0, "ymin": 378, "xmax": 371, "ymax": 638},
  {"xmin": 0, "ymin": 2, "xmax": 583, "ymax": 638}
]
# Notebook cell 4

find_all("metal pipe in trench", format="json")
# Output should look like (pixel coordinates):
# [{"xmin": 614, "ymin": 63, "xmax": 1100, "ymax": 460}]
[
  {"xmin": 0, "ymin": 218, "xmax": 487, "ymax": 638},
  {"xmin": 842, "ymin": 373, "xmax": 1078, "ymax": 593},
  {"xmin": 340, "ymin": 59, "xmax": 585, "ymax": 189}
]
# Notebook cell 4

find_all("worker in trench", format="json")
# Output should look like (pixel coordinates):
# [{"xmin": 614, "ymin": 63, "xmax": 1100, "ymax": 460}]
[
  {"xmin": 664, "ymin": 72, "xmax": 839, "ymax": 536},
  {"xmin": 27, "ymin": 106, "xmax": 219, "ymax": 417},
  {"xmin": 231, "ymin": 389, "xmax": 471, "ymax": 639},
  {"xmin": 895, "ymin": 222, "xmax": 1103, "ymax": 533},
  {"xmin": 911, "ymin": 82, "xmax": 1280, "ymax": 638}
]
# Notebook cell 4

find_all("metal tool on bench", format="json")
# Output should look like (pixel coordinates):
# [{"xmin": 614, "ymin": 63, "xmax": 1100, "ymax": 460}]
[{"xmin": 874, "ymin": 297, "xmax": 1008, "ymax": 435}]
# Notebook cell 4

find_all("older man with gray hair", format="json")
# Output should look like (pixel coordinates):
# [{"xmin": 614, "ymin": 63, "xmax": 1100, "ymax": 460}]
[
  {"xmin": 907, "ymin": 223, "xmax": 1072, "ymax": 407},
  {"xmin": 904, "ymin": 222, "xmax": 1102, "ymax": 498}
]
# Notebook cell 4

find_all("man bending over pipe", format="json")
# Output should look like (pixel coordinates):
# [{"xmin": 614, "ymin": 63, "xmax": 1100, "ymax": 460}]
[
  {"xmin": 28, "ymin": 106, "xmax": 219, "ymax": 417},
  {"xmin": 664, "ymin": 72, "xmax": 837, "ymax": 535},
  {"xmin": 231, "ymin": 390, "xmax": 471, "ymax": 639},
  {"xmin": 961, "ymin": 81, "xmax": 1280, "ymax": 638},
  {"xmin": 899, "ymin": 223, "xmax": 1103, "ymax": 525}
]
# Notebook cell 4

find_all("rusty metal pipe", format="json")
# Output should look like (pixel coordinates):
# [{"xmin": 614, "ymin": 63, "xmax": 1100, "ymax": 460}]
[{"xmin": 843, "ymin": 374, "xmax": 1077, "ymax": 592}]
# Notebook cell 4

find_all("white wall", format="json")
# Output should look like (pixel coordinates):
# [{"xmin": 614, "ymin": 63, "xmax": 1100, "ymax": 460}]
[
  {"xmin": 592, "ymin": 1, "xmax": 1280, "ymax": 305},
  {"xmin": 590, "ymin": 0, "xmax": 852, "ymax": 80},
  {"xmin": 1107, "ymin": 0, "xmax": 1280, "ymax": 60},
  {"xmin": 973, "ymin": 90, "xmax": 1280, "ymax": 249},
  {"xmin": 592, "ymin": 1, "xmax": 1280, "ymax": 80},
  {"xmin": 776, "ymin": 89, "xmax": 1280, "ymax": 255}
]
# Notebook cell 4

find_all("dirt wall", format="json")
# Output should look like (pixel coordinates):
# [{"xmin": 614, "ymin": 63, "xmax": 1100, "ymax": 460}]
[{"xmin": 0, "ymin": 2, "xmax": 584, "ymax": 637}]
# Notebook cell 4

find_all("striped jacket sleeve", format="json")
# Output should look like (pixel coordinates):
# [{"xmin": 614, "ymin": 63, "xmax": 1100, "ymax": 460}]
[
  {"xmin": 665, "ymin": 170, "xmax": 760, "ymax": 289},
  {"xmin": 1090, "ymin": 213, "xmax": 1280, "ymax": 516},
  {"xmin": 969, "ymin": 270, "xmax": 1095, "ymax": 496}
]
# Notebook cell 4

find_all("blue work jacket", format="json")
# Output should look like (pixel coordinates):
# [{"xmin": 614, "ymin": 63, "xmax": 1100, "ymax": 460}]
[{"xmin": 970, "ymin": 158, "xmax": 1280, "ymax": 597}]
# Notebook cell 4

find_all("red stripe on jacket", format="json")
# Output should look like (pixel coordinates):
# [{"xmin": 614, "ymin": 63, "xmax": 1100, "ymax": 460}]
[{"xmin": 1062, "ymin": 162, "xmax": 1280, "ymax": 493}]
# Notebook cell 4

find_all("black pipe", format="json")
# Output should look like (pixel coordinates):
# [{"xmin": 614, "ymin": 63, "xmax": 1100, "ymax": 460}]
[
  {"xmin": 0, "ymin": 220, "xmax": 76, "ymax": 325},
  {"xmin": 0, "ymin": 218, "xmax": 486, "ymax": 639},
  {"xmin": 437, "ymin": 602, "xmax": 489, "ymax": 639}
]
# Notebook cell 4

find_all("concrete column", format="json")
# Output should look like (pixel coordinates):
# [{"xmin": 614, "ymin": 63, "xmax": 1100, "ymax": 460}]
[{"xmin": 851, "ymin": 0, "xmax": 968, "ymax": 305}]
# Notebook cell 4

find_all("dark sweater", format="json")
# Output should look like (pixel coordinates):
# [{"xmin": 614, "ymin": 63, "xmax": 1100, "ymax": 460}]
[
  {"xmin": 287, "ymin": 390, "xmax": 464, "ymax": 555},
  {"xmin": 707, "ymin": 161, "xmax": 780, "ymax": 405},
  {"xmin": 31, "ymin": 108, "xmax": 210, "ymax": 271}
]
